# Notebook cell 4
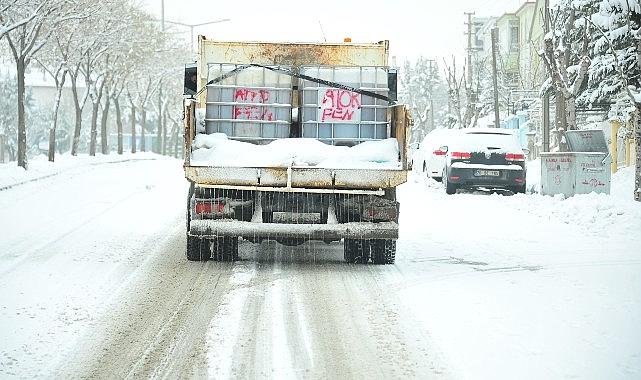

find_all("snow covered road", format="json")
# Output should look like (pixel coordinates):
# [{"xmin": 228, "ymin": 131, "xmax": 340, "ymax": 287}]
[{"xmin": 1, "ymin": 155, "xmax": 640, "ymax": 379}]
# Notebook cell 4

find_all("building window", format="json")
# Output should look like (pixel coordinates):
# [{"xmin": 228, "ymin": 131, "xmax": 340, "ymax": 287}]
[{"xmin": 510, "ymin": 20, "xmax": 519, "ymax": 52}]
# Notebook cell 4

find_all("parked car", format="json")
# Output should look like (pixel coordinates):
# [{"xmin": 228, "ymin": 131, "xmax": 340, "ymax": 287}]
[
  {"xmin": 408, "ymin": 141, "xmax": 420, "ymax": 170},
  {"xmin": 442, "ymin": 128, "xmax": 527, "ymax": 194},
  {"xmin": 415, "ymin": 128, "xmax": 461, "ymax": 181}
]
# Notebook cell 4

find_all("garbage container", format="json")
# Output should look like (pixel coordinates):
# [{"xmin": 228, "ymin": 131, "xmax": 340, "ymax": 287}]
[{"xmin": 540, "ymin": 129, "xmax": 611, "ymax": 196}]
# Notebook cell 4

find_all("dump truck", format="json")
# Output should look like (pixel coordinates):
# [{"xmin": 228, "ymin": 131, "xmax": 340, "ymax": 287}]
[{"xmin": 183, "ymin": 37, "xmax": 413, "ymax": 264}]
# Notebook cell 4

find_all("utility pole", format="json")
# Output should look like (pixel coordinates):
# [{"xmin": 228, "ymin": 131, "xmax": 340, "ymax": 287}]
[
  {"xmin": 464, "ymin": 12, "xmax": 476, "ymax": 129},
  {"xmin": 491, "ymin": 27, "xmax": 500, "ymax": 128},
  {"xmin": 542, "ymin": 0, "xmax": 550, "ymax": 152},
  {"xmin": 430, "ymin": 97, "xmax": 435, "ymax": 131},
  {"xmin": 464, "ymin": 12, "xmax": 474, "ymax": 87},
  {"xmin": 428, "ymin": 59, "xmax": 436, "ymax": 132},
  {"xmin": 0, "ymin": 134, "xmax": 5, "ymax": 163},
  {"xmin": 161, "ymin": 0, "xmax": 165, "ymax": 31}
]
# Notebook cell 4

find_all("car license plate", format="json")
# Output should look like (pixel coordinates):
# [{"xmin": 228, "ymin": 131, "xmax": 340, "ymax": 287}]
[{"xmin": 475, "ymin": 169, "xmax": 500, "ymax": 177}]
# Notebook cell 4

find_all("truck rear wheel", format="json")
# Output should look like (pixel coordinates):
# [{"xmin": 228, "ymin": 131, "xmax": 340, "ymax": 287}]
[
  {"xmin": 344, "ymin": 239, "xmax": 370, "ymax": 263},
  {"xmin": 212, "ymin": 237, "xmax": 239, "ymax": 262},
  {"xmin": 187, "ymin": 235, "xmax": 211, "ymax": 261},
  {"xmin": 371, "ymin": 239, "xmax": 396, "ymax": 265}
]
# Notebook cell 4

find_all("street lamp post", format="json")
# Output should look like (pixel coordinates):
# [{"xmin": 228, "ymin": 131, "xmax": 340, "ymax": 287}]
[{"xmin": 163, "ymin": 18, "xmax": 231, "ymax": 53}]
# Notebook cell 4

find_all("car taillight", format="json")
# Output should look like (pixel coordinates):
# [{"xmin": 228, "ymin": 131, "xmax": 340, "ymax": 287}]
[
  {"xmin": 506, "ymin": 153, "xmax": 525, "ymax": 161},
  {"xmin": 433, "ymin": 150, "xmax": 447, "ymax": 156},
  {"xmin": 195, "ymin": 201, "xmax": 225, "ymax": 214},
  {"xmin": 515, "ymin": 178, "xmax": 525, "ymax": 183},
  {"xmin": 451, "ymin": 152, "xmax": 471, "ymax": 159}
]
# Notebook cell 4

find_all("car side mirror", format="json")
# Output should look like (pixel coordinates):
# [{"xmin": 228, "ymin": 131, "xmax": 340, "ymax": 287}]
[{"xmin": 439, "ymin": 146, "xmax": 448, "ymax": 153}]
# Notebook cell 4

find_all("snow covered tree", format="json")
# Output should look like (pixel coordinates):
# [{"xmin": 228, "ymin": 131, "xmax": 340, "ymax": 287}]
[
  {"xmin": 586, "ymin": 0, "xmax": 641, "ymax": 201},
  {"xmin": 540, "ymin": 0, "xmax": 596, "ymax": 135},
  {"xmin": 0, "ymin": 0, "xmax": 45, "ymax": 39},
  {"xmin": 33, "ymin": 13, "xmax": 80, "ymax": 162},
  {"xmin": 399, "ymin": 57, "xmax": 447, "ymax": 143},
  {"xmin": 475, "ymin": 55, "xmax": 515, "ymax": 125},
  {"xmin": 0, "ymin": 74, "xmax": 20, "ymax": 161},
  {"xmin": 0, "ymin": 0, "xmax": 77, "ymax": 168}
]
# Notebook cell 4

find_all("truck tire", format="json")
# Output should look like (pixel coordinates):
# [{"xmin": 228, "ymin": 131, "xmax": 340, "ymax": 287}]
[
  {"xmin": 344, "ymin": 239, "xmax": 369, "ymax": 263},
  {"xmin": 212, "ymin": 237, "xmax": 239, "ymax": 262},
  {"xmin": 371, "ymin": 239, "xmax": 396, "ymax": 265},
  {"xmin": 187, "ymin": 235, "xmax": 211, "ymax": 261}
]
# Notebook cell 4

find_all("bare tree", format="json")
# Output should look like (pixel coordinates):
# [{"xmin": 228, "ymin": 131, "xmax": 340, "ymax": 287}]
[{"xmin": 443, "ymin": 57, "xmax": 464, "ymax": 128}]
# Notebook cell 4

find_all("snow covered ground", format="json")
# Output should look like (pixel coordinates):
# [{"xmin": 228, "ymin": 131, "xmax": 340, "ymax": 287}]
[
  {"xmin": 0, "ymin": 154, "xmax": 187, "ymax": 378},
  {"xmin": 399, "ymin": 166, "xmax": 641, "ymax": 379},
  {"xmin": 0, "ymin": 155, "xmax": 640, "ymax": 379}
]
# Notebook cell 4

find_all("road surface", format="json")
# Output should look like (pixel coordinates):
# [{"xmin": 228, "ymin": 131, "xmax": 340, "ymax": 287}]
[
  {"xmin": 1, "ymin": 156, "xmax": 640, "ymax": 379},
  {"xmin": 0, "ymin": 157, "xmax": 449, "ymax": 379}
]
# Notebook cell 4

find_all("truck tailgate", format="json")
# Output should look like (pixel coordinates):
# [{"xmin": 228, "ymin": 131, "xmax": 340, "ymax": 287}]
[{"xmin": 184, "ymin": 166, "xmax": 407, "ymax": 190}]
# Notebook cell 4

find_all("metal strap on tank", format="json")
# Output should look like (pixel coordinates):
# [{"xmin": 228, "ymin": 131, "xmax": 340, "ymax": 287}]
[{"xmin": 196, "ymin": 63, "xmax": 392, "ymax": 103}]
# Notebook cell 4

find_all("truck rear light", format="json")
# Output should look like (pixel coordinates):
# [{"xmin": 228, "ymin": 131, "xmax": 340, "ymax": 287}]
[
  {"xmin": 451, "ymin": 152, "xmax": 471, "ymax": 159},
  {"xmin": 506, "ymin": 153, "xmax": 525, "ymax": 161},
  {"xmin": 449, "ymin": 175, "xmax": 460, "ymax": 180},
  {"xmin": 195, "ymin": 201, "xmax": 225, "ymax": 214},
  {"xmin": 514, "ymin": 178, "xmax": 525, "ymax": 183},
  {"xmin": 433, "ymin": 149, "xmax": 447, "ymax": 156}
]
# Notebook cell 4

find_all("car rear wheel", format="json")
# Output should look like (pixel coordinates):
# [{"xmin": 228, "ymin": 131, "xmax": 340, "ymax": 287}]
[{"xmin": 444, "ymin": 170, "xmax": 458, "ymax": 195}]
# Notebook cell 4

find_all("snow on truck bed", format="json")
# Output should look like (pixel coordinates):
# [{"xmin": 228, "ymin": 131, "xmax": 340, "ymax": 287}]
[{"xmin": 190, "ymin": 133, "xmax": 401, "ymax": 169}]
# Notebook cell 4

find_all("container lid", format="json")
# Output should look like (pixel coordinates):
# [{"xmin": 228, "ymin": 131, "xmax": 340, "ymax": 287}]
[{"xmin": 565, "ymin": 129, "xmax": 609, "ymax": 153}]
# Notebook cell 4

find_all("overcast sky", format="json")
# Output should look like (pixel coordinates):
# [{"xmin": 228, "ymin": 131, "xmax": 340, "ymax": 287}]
[{"xmin": 141, "ymin": 0, "xmax": 530, "ymax": 63}]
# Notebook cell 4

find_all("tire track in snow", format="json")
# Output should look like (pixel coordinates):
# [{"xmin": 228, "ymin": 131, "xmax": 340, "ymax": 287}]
[
  {"xmin": 206, "ymin": 261, "xmax": 257, "ymax": 379},
  {"xmin": 57, "ymin": 235, "xmax": 235, "ymax": 379}
]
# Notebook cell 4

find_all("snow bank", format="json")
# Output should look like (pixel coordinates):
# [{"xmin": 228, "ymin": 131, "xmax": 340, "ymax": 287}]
[
  {"xmin": 612, "ymin": 166, "xmax": 636, "ymax": 201},
  {"xmin": 191, "ymin": 133, "xmax": 401, "ymax": 169},
  {"xmin": 526, "ymin": 158, "xmax": 541, "ymax": 193}
]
